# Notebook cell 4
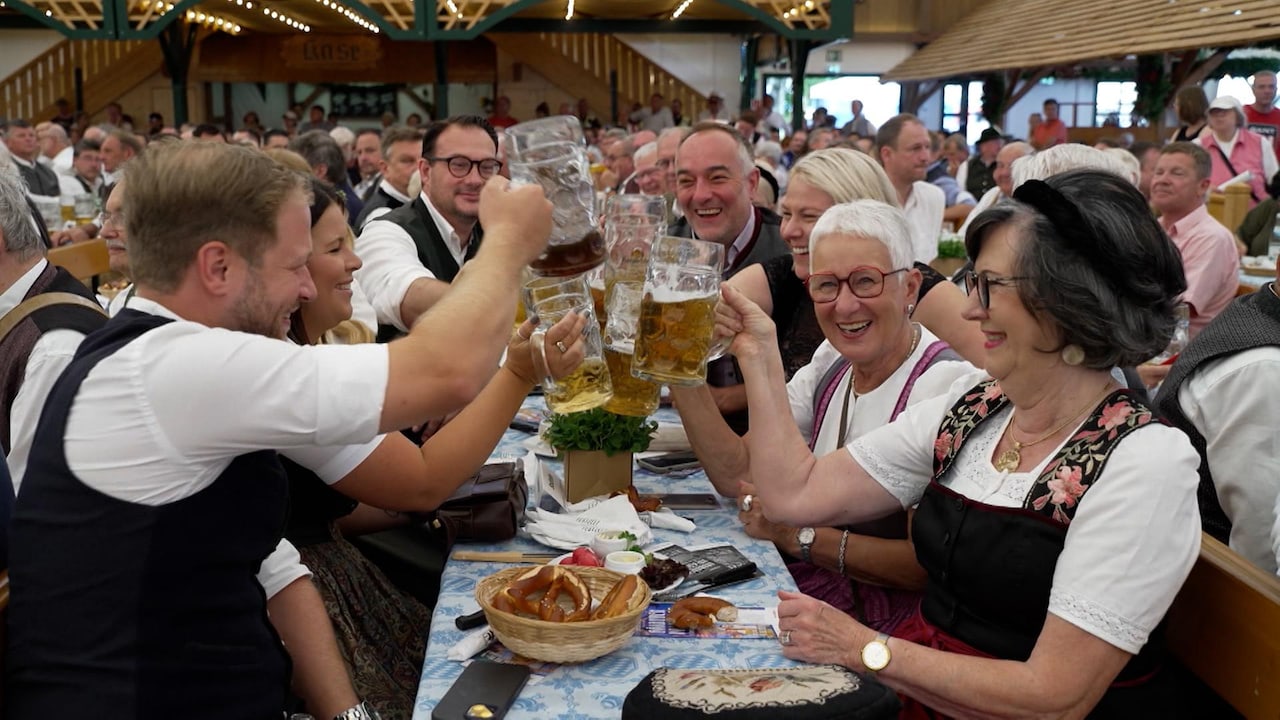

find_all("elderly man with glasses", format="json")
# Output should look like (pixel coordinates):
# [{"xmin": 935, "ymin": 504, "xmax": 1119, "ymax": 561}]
[{"xmin": 357, "ymin": 115, "xmax": 502, "ymax": 341}]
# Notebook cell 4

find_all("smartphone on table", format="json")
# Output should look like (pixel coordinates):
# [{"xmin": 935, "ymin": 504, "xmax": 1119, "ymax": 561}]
[
  {"xmin": 431, "ymin": 660, "xmax": 530, "ymax": 720},
  {"xmin": 635, "ymin": 450, "xmax": 700, "ymax": 474}
]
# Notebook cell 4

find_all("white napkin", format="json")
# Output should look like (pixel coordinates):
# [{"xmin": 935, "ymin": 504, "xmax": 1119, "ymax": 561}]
[
  {"xmin": 643, "ymin": 509, "xmax": 696, "ymax": 533},
  {"xmin": 524, "ymin": 495, "xmax": 655, "ymax": 550}
]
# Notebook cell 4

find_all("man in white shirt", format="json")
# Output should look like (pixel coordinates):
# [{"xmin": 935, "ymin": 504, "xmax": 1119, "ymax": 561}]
[
  {"xmin": 353, "ymin": 127, "xmax": 383, "ymax": 200},
  {"xmin": 876, "ymin": 114, "xmax": 944, "ymax": 263},
  {"xmin": 0, "ymin": 157, "xmax": 105, "ymax": 492},
  {"xmin": 356, "ymin": 115, "xmax": 501, "ymax": 339},
  {"xmin": 56, "ymin": 139, "xmax": 103, "ymax": 200},
  {"xmin": 355, "ymin": 126, "xmax": 421, "ymax": 227},
  {"xmin": 630, "ymin": 93, "xmax": 676, "ymax": 133},
  {"xmin": 698, "ymin": 91, "xmax": 732, "ymax": 123},
  {"xmin": 757, "ymin": 93, "xmax": 788, "ymax": 137},
  {"xmin": 8, "ymin": 140, "xmax": 554, "ymax": 717},
  {"xmin": 35, "ymin": 121, "xmax": 73, "ymax": 176},
  {"xmin": 1156, "ymin": 259, "xmax": 1280, "ymax": 575}
]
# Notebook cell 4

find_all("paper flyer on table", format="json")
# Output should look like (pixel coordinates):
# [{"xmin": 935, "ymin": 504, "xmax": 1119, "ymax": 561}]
[
  {"xmin": 468, "ymin": 643, "xmax": 560, "ymax": 681},
  {"xmin": 637, "ymin": 604, "xmax": 779, "ymax": 639}
]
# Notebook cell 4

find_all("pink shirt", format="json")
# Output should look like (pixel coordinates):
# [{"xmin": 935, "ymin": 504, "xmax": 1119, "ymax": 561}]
[{"xmin": 1159, "ymin": 204, "xmax": 1239, "ymax": 338}]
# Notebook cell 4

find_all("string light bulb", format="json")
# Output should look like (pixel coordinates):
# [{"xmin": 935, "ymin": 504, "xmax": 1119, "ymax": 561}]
[{"xmin": 671, "ymin": 0, "xmax": 694, "ymax": 19}]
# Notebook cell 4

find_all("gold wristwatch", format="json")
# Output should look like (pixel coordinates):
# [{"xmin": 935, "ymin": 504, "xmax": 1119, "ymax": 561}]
[{"xmin": 860, "ymin": 632, "xmax": 892, "ymax": 672}]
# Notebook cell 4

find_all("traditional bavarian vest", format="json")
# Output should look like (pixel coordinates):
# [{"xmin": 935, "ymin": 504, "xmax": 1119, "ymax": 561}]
[
  {"xmin": 1199, "ymin": 127, "xmax": 1269, "ymax": 206},
  {"xmin": 8, "ymin": 310, "xmax": 291, "ymax": 718},
  {"xmin": 913, "ymin": 379, "xmax": 1165, "ymax": 683},
  {"xmin": 1155, "ymin": 285, "xmax": 1280, "ymax": 543}
]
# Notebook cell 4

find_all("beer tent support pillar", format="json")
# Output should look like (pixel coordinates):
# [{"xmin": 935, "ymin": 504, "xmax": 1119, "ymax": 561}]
[
  {"xmin": 434, "ymin": 42, "xmax": 449, "ymax": 118},
  {"xmin": 158, "ymin": 20, "xmax": 199, "ymax": 127},
  {"xmin": 789, "ymin": 39, "xmax": 812, "ymax": 131},
  {"xmin": 740, "ymin": 37, "xmax": 759, "ymax": 114}
]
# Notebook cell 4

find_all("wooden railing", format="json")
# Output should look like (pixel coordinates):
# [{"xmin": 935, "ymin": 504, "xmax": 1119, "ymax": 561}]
[
  {"xmin": 533, "ymin": 33, "xmax": 708, "ymax": 124},
  {"xmin": 0, "ymin": 38, "xmax": 158, "ymax": 123}
]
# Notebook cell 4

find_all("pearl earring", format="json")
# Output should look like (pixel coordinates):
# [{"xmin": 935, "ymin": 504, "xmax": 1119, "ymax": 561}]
[
  {"xmin": 1060, "ymin": 344, "xmax": 1085, "ymax": 366},
  {"xmin": 906, "ymin": 303, "xmax": 916, "ymax": 316}
]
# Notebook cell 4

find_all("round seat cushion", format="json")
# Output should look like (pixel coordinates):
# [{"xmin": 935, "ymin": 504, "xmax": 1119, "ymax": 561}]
[{"xmin": 622, "ymin": 665, "xmax": 900, "ymax": 719}]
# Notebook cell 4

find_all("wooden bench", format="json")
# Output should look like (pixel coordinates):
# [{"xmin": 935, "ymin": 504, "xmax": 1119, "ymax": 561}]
[
  {"xmin": 1165, "ymin": 532, "xmax": 1280, "ymax": 718},
  {"xmin": 1207, "ymin": 184, "xmax": 1252, "ymax": 236},
  {"xmin": 47, "ymin": 239, "xmax": 110, "ymax": 286}
]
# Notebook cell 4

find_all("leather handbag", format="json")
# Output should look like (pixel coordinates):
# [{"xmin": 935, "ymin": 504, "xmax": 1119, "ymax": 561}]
[{"xmin": 426, "ymin": 461, "xmax": 528, "ymax": 548}]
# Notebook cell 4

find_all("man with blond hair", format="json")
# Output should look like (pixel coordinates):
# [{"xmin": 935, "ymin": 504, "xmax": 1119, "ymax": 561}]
[{"xmin": 8, "ymin": 141, "xmax": 554, "ymax": 717}]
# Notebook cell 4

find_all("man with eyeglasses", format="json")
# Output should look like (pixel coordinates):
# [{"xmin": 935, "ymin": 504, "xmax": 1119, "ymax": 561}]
[{"xmin": 357, "ymin": 115, "xmax": 502, "ymax": 341}]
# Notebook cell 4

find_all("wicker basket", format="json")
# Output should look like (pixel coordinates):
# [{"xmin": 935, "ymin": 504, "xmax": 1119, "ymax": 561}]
[{"xmin": 476, "ymin": 565, "xmax": 651, "ymax": 663}]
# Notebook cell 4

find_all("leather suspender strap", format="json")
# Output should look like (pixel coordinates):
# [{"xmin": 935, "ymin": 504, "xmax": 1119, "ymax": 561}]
[{"xmin": 0, "ymin": 292, "xmax": 107, "ymax": 345}]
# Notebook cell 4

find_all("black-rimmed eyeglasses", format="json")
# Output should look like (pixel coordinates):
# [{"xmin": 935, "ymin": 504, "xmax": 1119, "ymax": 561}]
[
  {"xmin": 805, "ymin": 267, "xmax": 907, "ymax": 303},
  {"xmin": 426, "ymin": 155, "xmax": 502, "ymax": 179},
  {"xmin": 963, "ymin": 270, "xmax": 1027, "ymax": 310}
]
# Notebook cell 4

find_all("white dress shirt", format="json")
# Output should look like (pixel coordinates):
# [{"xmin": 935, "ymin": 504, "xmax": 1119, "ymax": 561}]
[
  {"xmin": 902, "ymin": 180, "xmax": 945, "ymax": 263},
  {"xmin": 355, "ymin": 191, "xmax": 476, "ymax": 331},
  {"xmin": 62, "ymin": 296, "xmax": 388, "ymax": 505},
  {"xmin": 848, "ymin": 370, "xmax": 1201, "ymax": 654},
  {"xmin": 3, "ymin": 260, "xmax": 88, "ymax": 492},
  {"xmin": 1177, "ymin": 344, "xmax": 1280, "ymax": 574}
]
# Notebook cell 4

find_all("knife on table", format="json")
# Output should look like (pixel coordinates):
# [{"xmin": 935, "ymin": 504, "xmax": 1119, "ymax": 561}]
[{"xmin": 652, "ymin": 562, "xmax": 760, "ymax": 601}]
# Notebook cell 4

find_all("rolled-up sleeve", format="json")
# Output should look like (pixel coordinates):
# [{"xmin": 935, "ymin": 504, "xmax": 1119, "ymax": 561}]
[
  {"xmin": 354, "ymin": 219, "xmax": 437, "ymax": 331},
  {"xmin": 256, "ymin": 539, "xmax": 311, "ymax": 599}
]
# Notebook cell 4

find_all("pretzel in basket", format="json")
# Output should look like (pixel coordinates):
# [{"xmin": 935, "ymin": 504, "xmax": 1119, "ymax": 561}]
[
  {"xmin": 591, "ymin": 574, "xmax": 640, "ymax": 620},
  {"xmin": 669, "ymin": 596, "xmax": 738, "ymax": 629},
  {"xmin": 491, "ymin": 565, "xmax": 593, "ymax": 622}
]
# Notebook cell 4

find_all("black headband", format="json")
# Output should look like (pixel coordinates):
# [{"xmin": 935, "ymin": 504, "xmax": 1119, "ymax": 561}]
[{"xmin": 1011, "ymin": 178, "xmax": 1127, "ymax": 292}]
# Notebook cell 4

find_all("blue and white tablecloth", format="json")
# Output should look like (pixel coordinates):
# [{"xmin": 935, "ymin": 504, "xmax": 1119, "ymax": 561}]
[{"xmin": 413, "ymin": 405, "xmax": 802, "ymax": 719}]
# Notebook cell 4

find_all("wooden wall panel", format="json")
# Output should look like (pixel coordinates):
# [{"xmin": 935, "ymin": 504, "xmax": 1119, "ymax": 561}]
[{"xmin": 192, "ymin": 33, "xmax": 496, "ymax": 84}]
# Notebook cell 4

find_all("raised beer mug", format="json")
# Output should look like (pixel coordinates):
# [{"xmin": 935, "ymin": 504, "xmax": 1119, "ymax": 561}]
[
  {"xmin": 631, "ymin": 236, "xmax": 725, "ymax": 387},
  {"xmin": 523, "ymin": 274, "xmax": 613, "ymax": 414},
  {"xmin": 505, "ymin": 116, "xmax": 605, "ymax": 277}
]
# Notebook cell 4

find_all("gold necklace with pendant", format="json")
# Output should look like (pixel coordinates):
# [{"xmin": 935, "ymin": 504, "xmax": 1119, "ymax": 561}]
[{"xmin": 993, "ymin": 383, "xmax": 1114, "ymax": 473}]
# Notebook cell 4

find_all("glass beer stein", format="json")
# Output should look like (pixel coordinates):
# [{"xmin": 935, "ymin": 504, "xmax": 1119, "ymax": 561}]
[
  {"xmin": 505, "ymin": 116, "xmax": 605, "ymax": 277},
  {"xmin": 523, "ymin": 274, "xmax": 613, "ymax": 414},
  {"xmin": 631, "ymin": 236, "xmax": 725, "ymax": 386}
]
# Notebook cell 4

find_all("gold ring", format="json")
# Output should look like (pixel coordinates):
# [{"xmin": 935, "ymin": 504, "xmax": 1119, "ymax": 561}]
[
  {"xmin": 555, "ymin": 340, "xmax": 569, "ymax": 353},
  {"xmin": 779, "ymin": 629, "xmax": 792, "ymax": 646}
]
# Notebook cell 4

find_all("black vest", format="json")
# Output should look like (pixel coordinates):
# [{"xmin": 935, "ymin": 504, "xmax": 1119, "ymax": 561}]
[
  {"xmin": 370, "ymin": 198, "xmax": 482, "ymax": 342},
  {"xmin": 16, "ymin": 160, "xmax": 59, "ymax": 198},
  {"xmin": 964, "ymin": 156, "xmax": 997, "ymax": 198},
  {"xmin": 916, "ymin": 381, "xmax": 1168, "ymax": 705},
  {"xmin": 0, "ymin": 263, "xmax": 106, "ymax": 455},
  {"xmin": 1154, "ymin": 284, "xmax": 1280, "ymax": 543},
  {"xmin": 354, "ymin": 185, "xmax": 407, "ymax": 229},
  {"xmin": 7, "ymin": 310, "xmax": 291, "ymax": 718}
]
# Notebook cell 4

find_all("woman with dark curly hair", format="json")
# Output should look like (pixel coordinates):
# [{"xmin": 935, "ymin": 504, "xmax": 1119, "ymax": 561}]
[{"xmin": 726, "ymin": 169, "xmax": 1199, "ymax": 717}]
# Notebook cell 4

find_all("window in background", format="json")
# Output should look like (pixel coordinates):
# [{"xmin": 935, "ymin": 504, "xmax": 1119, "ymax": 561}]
[
  {"xmin": 941, "ymin": 81, "xmax": 990, "ymax": 146},
  {"xmin": 1214, "ymin": 75, "xmax": 1256, "ymax": 105},
  {"xmin": 764, "ymin": 74, "xmax": 901, "ymax": 133},
  {"xmin": 1094, "ymin": 81, "xmax": 1138, "ymax": 128}
]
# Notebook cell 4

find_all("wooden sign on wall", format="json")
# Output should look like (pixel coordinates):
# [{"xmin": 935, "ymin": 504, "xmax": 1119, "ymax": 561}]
[{"xmin": 281, "ymin": 35, "xmax": 383, "ymax": 70}]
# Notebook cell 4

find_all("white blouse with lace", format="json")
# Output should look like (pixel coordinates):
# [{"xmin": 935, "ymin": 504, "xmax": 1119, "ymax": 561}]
[{"xmin": 848, "ymin": 370, "xmax": 1202, "ymax": 655}]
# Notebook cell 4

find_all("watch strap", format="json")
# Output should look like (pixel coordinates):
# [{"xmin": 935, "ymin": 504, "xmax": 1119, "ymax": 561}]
[
  {"xmin": 797, "ymin": 527, "xmax": 815, "ymax": 563},
  {"xmin": 333, "ymin": 700, "xmax": 380, "ymax": 720}
]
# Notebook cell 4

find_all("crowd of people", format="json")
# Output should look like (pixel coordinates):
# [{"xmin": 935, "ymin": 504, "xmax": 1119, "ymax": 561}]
[{"xmin": 0, "ymin": 67, "xmax": 1278, "ymax": 719}]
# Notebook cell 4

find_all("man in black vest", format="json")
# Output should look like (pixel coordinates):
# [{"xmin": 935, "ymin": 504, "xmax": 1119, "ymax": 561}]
[
  {"xmin": 354, "ymin": 126, "xmax": 422, "ymax": 228},
  {"xmin": 7, "ymin": 140, "xmax": 554, "ymax": 717},
  {"xmin": 356, "ymin": 115, "xmax": 500, "ymax": 341},
  {"xmin": 4, "ymin": 120, "xmax": 60, "ymax": 198},
  {"xmin": 0, "ymin": 157, "xmax": 106, "ymax": 493},
  {"xmin": 671, "ymin": 122, "xmax": 788, "ymax": 433},
  {"xmin": 1155, "ymin": 260, "xmax": 1280, "ymax": 575}
]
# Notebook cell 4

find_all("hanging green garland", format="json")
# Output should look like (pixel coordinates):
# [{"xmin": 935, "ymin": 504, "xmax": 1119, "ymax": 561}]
[{"xmin": 1133, "ymin": 55, "xmax": 1173, "ymax": 123}]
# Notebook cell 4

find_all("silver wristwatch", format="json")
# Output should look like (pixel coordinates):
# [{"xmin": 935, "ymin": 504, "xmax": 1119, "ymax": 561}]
[
  {"xmin": 333, "ymin": 701, "xmax": 380, "ymax": 720},
  {"xmin": 796, "ymin": 527, "xmax": 817, "ymax": 563}
]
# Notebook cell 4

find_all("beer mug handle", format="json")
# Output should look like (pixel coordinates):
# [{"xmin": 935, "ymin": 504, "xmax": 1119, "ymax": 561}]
[
  {"xmin": 705, "ymin": 333, "xmax": 732, "ymax": 362},
  {"xmin": 529, "ymin": 329, "xmax": 561, "ymax": 395}
]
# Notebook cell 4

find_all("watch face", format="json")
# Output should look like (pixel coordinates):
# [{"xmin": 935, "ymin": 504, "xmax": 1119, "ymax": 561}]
[
  {"xmin": 861, "ymin": 641, "xmax": 890, "ymax": 671},
  {"xmin": 797, "ymin": 527, "xmax": 816, "ymax": 545}
]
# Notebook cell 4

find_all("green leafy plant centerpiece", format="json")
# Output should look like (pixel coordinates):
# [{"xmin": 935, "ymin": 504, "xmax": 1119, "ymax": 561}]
[{"xmin": 545, "ymin": 408, "xmax": 658, "ymax": 503}]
